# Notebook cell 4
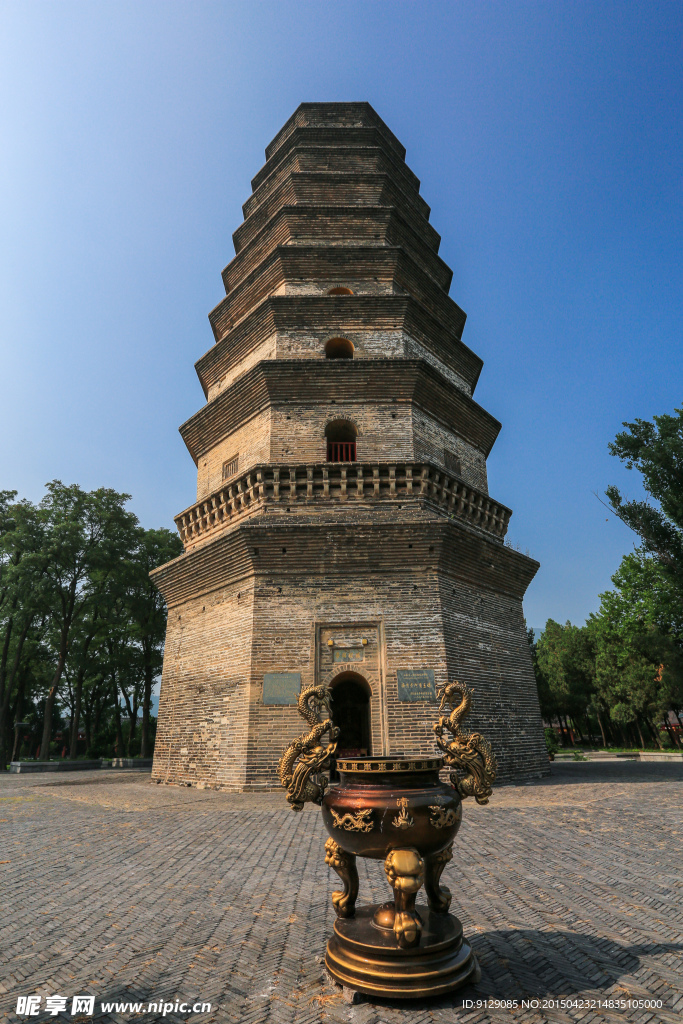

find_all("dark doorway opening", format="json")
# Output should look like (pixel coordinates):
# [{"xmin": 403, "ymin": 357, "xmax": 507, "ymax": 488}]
[{"xmin": 331, "ymin": 673, "xmax": 371, "ymax": 758}]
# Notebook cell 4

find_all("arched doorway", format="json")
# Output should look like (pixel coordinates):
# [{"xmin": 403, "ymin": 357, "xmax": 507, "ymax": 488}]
[{"xmin": 331, "ymin": 672, "xmax": 371, "ymax": 757}]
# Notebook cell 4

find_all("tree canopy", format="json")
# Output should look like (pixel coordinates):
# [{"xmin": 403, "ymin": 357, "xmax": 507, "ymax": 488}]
[
  {"xmin": 0, "ymin": 482, "xmax": 181, "ymax": 766},
  {"xmin": 532, "ymin": 405, "xmax": 683, "ymax": 750},
  {"xmin": 606, "ymin": 406, "xmax": 683, "ymax": 588}
]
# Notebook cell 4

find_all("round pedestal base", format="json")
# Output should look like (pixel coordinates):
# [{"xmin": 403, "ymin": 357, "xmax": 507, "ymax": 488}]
[{"xmin": 325, "ymin": 905, "xmax": 478, "ymax": 1000}]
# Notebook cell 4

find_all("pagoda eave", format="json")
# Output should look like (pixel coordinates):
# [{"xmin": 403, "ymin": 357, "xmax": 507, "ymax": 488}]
[
  {"xmin": 245, "ymin": 142, "xmax": 423, "ymax": 220},
  {"xmin": 152, "ymin": 515, "xmax": 537, "ymax": 612},
  {"xmin": 179, "ymin": 358, "xmax": 501, "ymax": 465},
  {"xmin": 197, "ymin": 294, "xmax": 480, "ymax": 398},
  {"xmin": 212, "ymin": 246, "xmax": 456, "ymax": 340}
]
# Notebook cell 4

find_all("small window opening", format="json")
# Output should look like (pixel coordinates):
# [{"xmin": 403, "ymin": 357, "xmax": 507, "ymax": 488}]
[
  {"xmin": 325, "ymin": 419, "xmax": 357, "ymax": 463},
  {"xmin": 327, "ymin": 286, "xmax": 353, "ymax": 296},
  {"xmin": 444, "ymin": 450, "xmax": 462, "ymax": 476},
  {"xmin": 325, "ymin": 337, "xmax": 354, "ymax": 360},
  {"xmin": 222, "ymin": 455, "xmax": 239, "ymax": 480}
]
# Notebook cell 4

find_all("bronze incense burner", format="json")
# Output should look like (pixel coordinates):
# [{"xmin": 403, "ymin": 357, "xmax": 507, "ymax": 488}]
[{"xmin": 278, "ymin": 681, "xmax": 496, "ymax": 1000}]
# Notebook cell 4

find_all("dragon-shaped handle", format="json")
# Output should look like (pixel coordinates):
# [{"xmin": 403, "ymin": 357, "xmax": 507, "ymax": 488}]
[
  {"xmin": 277, "ymin": 684, "xmax": 340, "ymax": 811},
  {"xmin": 432, "ymin": 681, "xmax": 497, "ymax": 805}
]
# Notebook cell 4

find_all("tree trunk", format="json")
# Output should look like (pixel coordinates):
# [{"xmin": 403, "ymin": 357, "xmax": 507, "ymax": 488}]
[
  {"xmin": 604, "ymin": 716, "xmax": 614, "ymax": 744},
  {"xmin": 69, "ymin": 611, "xmax": 98, "ymax": 760},
  {"xmin": 646, "ymin": 715, "xmax": 665, "ymax": 749},
  {"xmin": 0, "ymin": 618, "xmax": 32, "ymax": 768},
  {"xmin": 113, "ymin": 680, "xmax": 124, "ymax": 758},
  {"xmin": 93, "ymin": 687, "xmax": 105, "ymax": 743},
  {"xmin": 596, "ymin": 711, "xmax": 607, "ymax": 747},
  {"xmin": 140, "ymin": 660, "xmax": 154, "ymax": 758},
  {"xmin": 126, "ymin": 712, "xmax": 137, "ymax": 757},
  {"xmin": 39, "ymin": 652, "xmax": 66, "ymax": 760},
  {"xmin": 642, "ymin": 716, "xmax": 656, "ymax": 745},
  {"xmin": 11, "ymin": 723, "xmax": 21, "ymax": 762},
  {"xmin": 0, "ymin": 612, "xmax": 15, "ymax": 707},
  {"xmin": 9, "ymin": 658, "xmax": 31, "ymax": 763},
  {"xmin": 634, "ymin": 718, "xmax": 646, "ymax": 749},
  {"xmin": 659, "ymin": 715, "xmax": 679, "ymax": 749},
  {"xmin": 40, "ymin": 580, "xmax": 83, "ymax": 760},
  {"xmin": 84, "ymin": 710, "xmax": 91, "ymax": 752},
  {"xmin": 69, "ymin": 667, "xmax": 85, "ymax": 760}
]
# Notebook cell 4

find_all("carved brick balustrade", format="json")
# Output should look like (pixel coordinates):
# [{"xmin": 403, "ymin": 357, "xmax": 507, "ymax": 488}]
[{"xmin": 175, "ymin": 462, "xmax": 511, "ymax": 551}]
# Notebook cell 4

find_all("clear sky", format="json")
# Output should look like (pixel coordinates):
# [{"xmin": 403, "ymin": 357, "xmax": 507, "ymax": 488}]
[{"xmin": 1, "ymin": 1, "xmax": 681, "ymax": 630}]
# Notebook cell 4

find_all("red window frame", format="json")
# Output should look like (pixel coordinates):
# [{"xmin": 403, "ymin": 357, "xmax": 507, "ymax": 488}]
[{"xmin": 327, "ymin": 441, "xmax": 356, "ymax": 463}]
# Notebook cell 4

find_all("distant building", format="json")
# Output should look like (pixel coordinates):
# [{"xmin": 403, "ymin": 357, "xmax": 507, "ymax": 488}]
[{"xmin": 151, "ymin": 103, "xmax": 548, "ymax": 790}]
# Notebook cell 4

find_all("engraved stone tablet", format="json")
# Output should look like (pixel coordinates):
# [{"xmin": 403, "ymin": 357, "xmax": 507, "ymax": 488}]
[
  {"xmin": 262, "ymin": 672, "xmax": 301, "ymax": 705},
  {"xmin": 396, "ymin": 669, "xmax": 436, "ymax": 702},
  {"xmin": 333, "ymin": 648, "xmax": 364, "ymax": 663}
]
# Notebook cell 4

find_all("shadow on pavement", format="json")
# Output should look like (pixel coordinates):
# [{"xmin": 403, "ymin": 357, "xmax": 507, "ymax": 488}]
[{"xmin": 365, "ymin": 928, "xmax": 683, "ymax": 1010}]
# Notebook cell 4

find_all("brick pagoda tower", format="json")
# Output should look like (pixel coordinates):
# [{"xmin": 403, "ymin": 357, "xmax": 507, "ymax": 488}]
[{"xmin": 151, "ymin": 103, "xmax": 548, "ymax": 790}]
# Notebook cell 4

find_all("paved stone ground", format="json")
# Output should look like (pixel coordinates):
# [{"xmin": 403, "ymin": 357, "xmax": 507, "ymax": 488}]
[{"xmin": 1, "ymin": 761, "xmax": 682, "ymax": 1024}]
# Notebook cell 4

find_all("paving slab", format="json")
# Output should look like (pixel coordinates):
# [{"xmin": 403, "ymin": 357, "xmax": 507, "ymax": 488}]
[{"xmin": 1, "ymin": 760, "xmax": 682, "ymax": 1024}]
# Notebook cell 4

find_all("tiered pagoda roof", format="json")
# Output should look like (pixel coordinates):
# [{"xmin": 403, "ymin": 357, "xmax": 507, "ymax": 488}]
[{"xmin": 175, "ymin": 102, "xmax": 521, "ymax": 572}]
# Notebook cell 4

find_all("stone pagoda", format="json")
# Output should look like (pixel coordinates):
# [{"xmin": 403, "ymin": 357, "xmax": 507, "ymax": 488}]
[{"xmin": 151, "ymin": 102, "xmax": 548, "ymax": 791}]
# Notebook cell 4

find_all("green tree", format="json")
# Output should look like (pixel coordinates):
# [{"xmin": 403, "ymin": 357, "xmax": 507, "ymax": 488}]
[
  {"xmin": 94, "ymin": 525, "xmax": 181, "ymax": 758},
  {"xmin": 535, "ymin": 620, "xmax": 596, "ymax": 745},
  {"xmin": 37, "ymin": 482, "xmax": 137, "ymax": 760},
  {"xmin": 606, "ymin": 406, "xmax": 683, "ymax": 589},
  {"xmin": 64, "ymin": 604, "xmax": 102, "ymax": 759},
  {"xmin": 589, "ymin": 551, "xmax": 683, "ymax": 748},
  {"xmin": 128, "ymin": 528, "xmax": 182, "ymax": 757},
  {"xmin": 0, "ymin": 493, "xmax": 49, "ymax": 766},
  {"xmin": 1, "ymin": 482, "xmax": 178, "ymax": 766}
]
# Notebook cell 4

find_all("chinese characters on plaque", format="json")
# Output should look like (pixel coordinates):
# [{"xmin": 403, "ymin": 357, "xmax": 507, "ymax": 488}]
[
  {"xmin": 396, "ymin": 668, "xmax": 436, "ymax": 702},
  {"xmin": 262, "ymin": 672, "xmax": 301, "ymax": 705},
  {"xmin": 332, "ymin": 648, "xmax": 364, "ymax": 663}
]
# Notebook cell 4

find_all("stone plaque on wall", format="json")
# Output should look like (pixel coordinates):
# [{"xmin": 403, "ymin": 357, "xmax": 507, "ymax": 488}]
[
  {"xmin": 262, "ymin": 672, "xmax": 301, "ymax": 705},
  {"xmin": 396, "ymin": 669, "xmax": 436, "ymax": 702},
  {"xmin": 333, "ymin": 648, "xmax": 364, "ymax": 663}
]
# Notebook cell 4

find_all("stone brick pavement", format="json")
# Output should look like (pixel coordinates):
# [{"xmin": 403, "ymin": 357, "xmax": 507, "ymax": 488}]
[{"xmin": 1, "ymin": 761, "xmax": 682, "ymax": 1024}]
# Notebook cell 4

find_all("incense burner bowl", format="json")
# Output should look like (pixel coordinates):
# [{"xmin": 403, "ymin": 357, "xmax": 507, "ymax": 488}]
[{"xmin": 321, "ymin": 756, "xmax": 461, "ymax": 858}]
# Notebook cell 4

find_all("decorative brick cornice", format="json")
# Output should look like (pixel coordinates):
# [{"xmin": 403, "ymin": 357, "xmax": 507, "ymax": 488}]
[
  {"xmin": 213, "ymin": 246, "xmax": 453, "ymax": 340},
  {"xmin": 180, "ymin": 358, "xmax": 500, "ymax": 464},
  {"xmin": 221, "ymin": 206, "xmax": 441, "ymax": 304},
  {"xmin": 232, "ymin": 173, "xmax": 439, "ymax": 258},
  {"xmin": 196, "ymin": 294, "xmax": 480, "ymax": 398},
  {"xmin": 243, "ymin": 153, "xmax": 428, "ymax": 223},
  {"xmin": 174, "ymin": 462, "xmax": 512, "ymax": 551},
  {"xmin": 252, "ymin": 126, "xmax": 412, "ymax": 193}
]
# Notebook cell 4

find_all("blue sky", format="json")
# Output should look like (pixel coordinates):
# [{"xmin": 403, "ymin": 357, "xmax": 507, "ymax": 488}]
[{"xmin": 1, "ymin": 1, "xmax": 681, "ymax": 630}]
